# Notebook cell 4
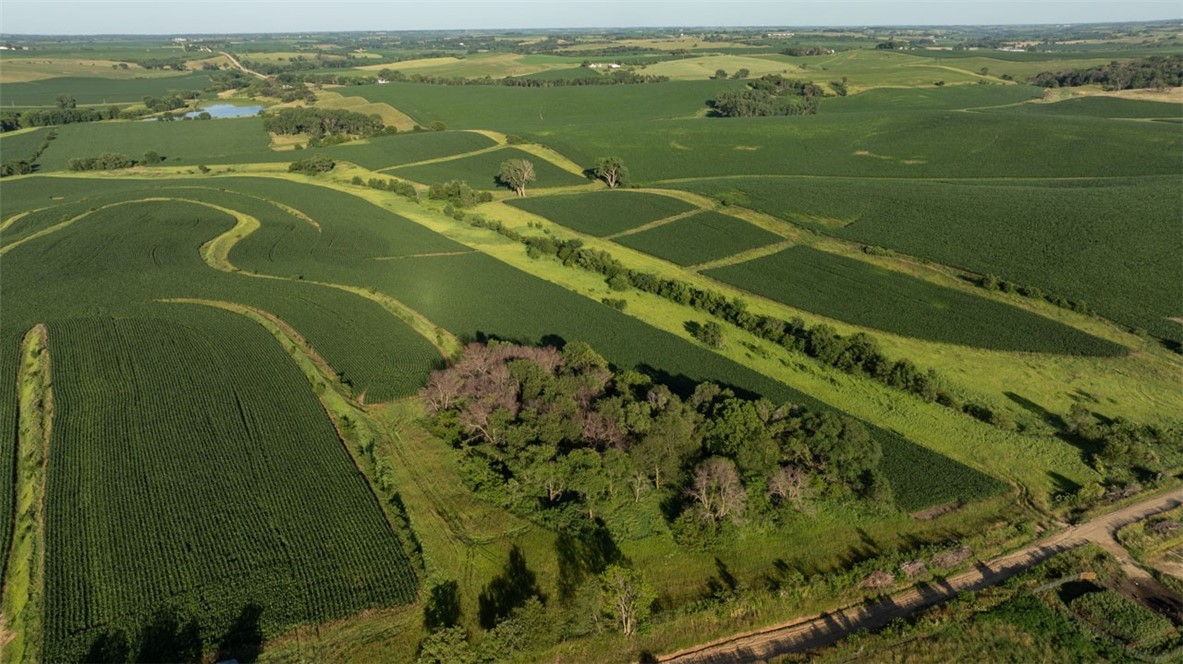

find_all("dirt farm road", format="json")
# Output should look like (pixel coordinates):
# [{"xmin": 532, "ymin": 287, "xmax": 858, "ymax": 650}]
[{"xmin": 658, "ymin": 487, "xmax": 1183, "ymax": 663}]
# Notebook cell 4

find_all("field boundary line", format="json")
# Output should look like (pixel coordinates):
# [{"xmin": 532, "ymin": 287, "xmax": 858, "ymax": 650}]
[
  {"xmin": 604, "ymin": 208, "xmax": 704, "ymax": 240},
  {"xmin": 690, "ymin": 239, "xmax": 793, "ymax": 272},
  {"xmin": 165, "ymin": 185, "xmax": 323, "ymax": 232},
  {"xmin": 376, "ymin": 143, "xmax": 508, "ymax": 173},
  {"xmin": 0, "ymin": 324, "xmax": 53, "ymax": 664},
  {"xmin": 0, "ymin": 207, "xmax": 49, "ymax": 235}
]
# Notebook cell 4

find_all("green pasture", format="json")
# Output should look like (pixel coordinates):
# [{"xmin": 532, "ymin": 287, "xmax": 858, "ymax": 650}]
[
  {"xmin": 615, "ymin": 210, "xmax": 782, "ymax": 266},
  {"xmin": 821, "ymin": 84, "xmax": 1043, "ymax": 112},
  {"xmin": 389, "ymin": 146, "xmax": 587, "ymax": 188},
  {"xmin": 674, "ymin": 175, "xmax": 1183, "ymax": 342},
  {"xmin": 503, "ymin": 189, "xmax": 696, "ymax": 236},
  {"xmin": 706, "ymin": 245, "xmax": 1125, "ymax": 355}
]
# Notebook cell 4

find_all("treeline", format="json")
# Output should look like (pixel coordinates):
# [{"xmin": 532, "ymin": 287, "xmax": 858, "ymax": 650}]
[
  {"xmin": 780, "ymin": 46, "xmax": 834, "ymax": 56},
  {"xmin": 1030, "ymin": 55, "xmax": 1183, "ymax": 90},
  {"xmin": 262, "ymin": 107, "xmax": 387, "ymax": 138},
  {"xmin": 423, "ymin": 341, "xmax": 888, "ymax": 540},
  {"xmin": 350, "ymin": 174, "xmax": 419, "ymax": 201},
  {"xmin": 975, "ymin": 273, "xmax": 1094, "ymax": 317},
  {"xmin": 464, "ymin": 218, "xmax": 1022, "ymax": 431},
  {"xmin": 711, "ymin": 74, "xmax": 824, "ymax": 117},
  {"xmin": 1, "ymin": 106, "xmax": 118, "ymax": 131},
  {"xmin": 373, "ymin": 68, "xmax": 670, "ymax": 87},
  {"xmin": 68, "ymin": 152, "xmax": 136, "ymax": 171}
]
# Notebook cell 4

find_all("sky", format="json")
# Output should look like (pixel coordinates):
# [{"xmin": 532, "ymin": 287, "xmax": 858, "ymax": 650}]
[{"xmin": 1, "ymin": 1, "xmax": 1179, "ymax": 35}]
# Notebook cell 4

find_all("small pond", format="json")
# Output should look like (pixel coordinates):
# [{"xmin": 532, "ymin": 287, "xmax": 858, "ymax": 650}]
[{"xmin": 183, "ymin": 104, "xmax": 264, "ymax": 119}]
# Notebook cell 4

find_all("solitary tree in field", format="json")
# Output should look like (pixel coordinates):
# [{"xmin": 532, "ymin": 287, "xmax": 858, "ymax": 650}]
[
  {"xmin": 498, "ymin": 159, "xmax": 535, "ymax": 197},
  {"xmin": 593, "ymin": 156, "xmax": 628, "ymax": 189},
  {"xmin": 55, "ymin": 94, "xmax": 76, "ymax": 110}
]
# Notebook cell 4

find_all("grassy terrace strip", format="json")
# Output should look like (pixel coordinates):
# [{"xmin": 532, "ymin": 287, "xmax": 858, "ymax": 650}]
[
  {"xmin": 0, "ymin": 325, "xmax": 52, "ymax": 664},
  {"xmin": 672, "ymin": 175, "xmax": 1183, "ymax": 342},
  {"xmin": 819, "ymin": 84, "xmax": 1045, "ymax": 112},
  {"xmin": 503, "ymin": 190, "xmax": 697, "ymax": 237},
  {"xmin": 614, "ymin": 210, "xmax": 783, "ymax": 267},
  {"xmin": 705, "ymin": 246, "xmax": 1125, "ymax": 355},
  {"xmin": 389, "ymin": 146, "xmax": 588, "ymax": 188}
]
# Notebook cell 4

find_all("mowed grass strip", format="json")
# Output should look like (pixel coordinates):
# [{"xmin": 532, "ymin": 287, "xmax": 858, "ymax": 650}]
[
  {"xmin": 706, "ymin": 245, "xmax": 1126, "ymax": 355},
  {"xmin": 986, "ymin": 95, "xmax": 1183, "ymax": 118},
  {"xmin": 504, "ymin": 189, "xmax": 696, "ymax": 236},
  {"xmin": 389, "ymin": 146, "xmax": 587, "ymax": 189},
  {"xmin": 614, "ymin": 210, "xmax": 782, "ymax": 266}
]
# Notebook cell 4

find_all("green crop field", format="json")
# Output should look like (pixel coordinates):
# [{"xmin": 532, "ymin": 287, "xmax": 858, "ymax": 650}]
[
  {"xmin": 0, "ymin": 127, "xmax": 50, "ymax": 163},
  {"xmin": 504, "ymin": 189, "xmax": 696, "ymax": 236},
  {"xmin": 0, "ymin": 194, "xmax": 425, "ymax": 659},
  {"xmin": 821, "ymin": 84, "xmax": 1044, "ymax": 112},
  {"xmin": 614, "ymin": 210, "xmax": 782, "ymax": 266},
  {"xmin": 310, "ymin": 130, "xmax": 496, "ymax": 170},
  {"xmin": 44, "ymin": 312, "xmax": 417, "ymax": 661},
  {"xmin": 706, "ymin": 245, "xmax": 1125, "ymax": 355},
  {"xmin": 337, "ymin": 79, "xmax": 739, "ymax": 132},
  {"xmin": 0, "ymin": 72, "xmax": 214, "ymax": 106},
  {"xmin": 2, "ymin": 24, "xmax": 1181, "ymax": 664},
  {"xmin": 389, "ymin": 146, "xmax": 587, "ymax": 188},
  {"xmin": 36, "ymin": 117, "xmax": 275, "ymax": 170},
  {"xmin": 986, "ymin": 95, "xmax": 1183, "ymax": 118},
  {"xmin": 675, "ymin": 175, "xmax": 1183, "ymax": 342},
  {"xmin": 541, "ymin": 111, "xmax": 1181, "ymax": 181}
]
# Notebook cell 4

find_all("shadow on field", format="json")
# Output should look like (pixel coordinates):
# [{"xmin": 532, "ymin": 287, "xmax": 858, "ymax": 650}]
[
  {"xmin": 478, "ymin": 545, "xmax": 545, "ymax": 628},
  {"xmin": 556, "ymin": 520, "xmax": 621, "ymax": 602},
  {"xmin": 80, "ymin": 603, "xmax": 265, "ymax": 664},
  {"xmin": 424, "ymin": 579, "xmax": 463, "ymax": 631}
]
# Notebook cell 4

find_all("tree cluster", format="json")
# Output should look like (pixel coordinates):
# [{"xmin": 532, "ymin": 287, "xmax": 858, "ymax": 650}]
[
  {"xmin": 1029, "ymin": 55, "xmax": 1182, "ymax": 90},
  {"xmin": 2, "ymin": 105, "xmax": 121, "ymax": 131},
  {"xmin": 976, "ymin": 273, "xmax": 1093, "ymax": 317},
  {"xmin": 423, "ymin": 341, "xmax": 888, "ymax": 539},
  {"xmin": 287, "ymin": 155, "xmax": 335, "ymax": 175},
  {"xmin": 262, "ymin": 107, "xmax": 386, "ymax": 138},
  {"xmin": 428, "ymin": 180, "xmax": 493, "ymax": 208},
  {"xmin": 781, "ymin": 46, "xmax": 834, "ymax": 56},
  {"xmin": 711, "ymin": 75, "xmax": 823, "ymax": 117},
  {"xmin": 351, "ymin": 175, "xmax": 419, "ymax": 201},
  {"xmin": 68, "ymin": 152, "xmax": 136, "ymax": 171},
  {"xmin": 1067, "ymin": 404, "xmax": 1182, "ymax": 482}
]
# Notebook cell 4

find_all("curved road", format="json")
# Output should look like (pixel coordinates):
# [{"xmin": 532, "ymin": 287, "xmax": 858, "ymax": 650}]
[{"xmin": 659, "ymin": 487, "xmax": 1183, "ymax": 663}]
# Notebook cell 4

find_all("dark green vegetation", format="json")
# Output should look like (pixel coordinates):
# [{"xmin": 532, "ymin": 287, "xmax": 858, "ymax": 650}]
[
  {"xmin": 985, "ymin": 95, "xmax": 1183, "ymax": 118},
  {"xmin": 263, "ymin": 106, "xmax": 386, "ymax": 138},
  {"xmin": 425, "ymin": 341, "xmax": 890, "ymax": 537},
  {"xmin": 0, "ymin": 72, "xmax": 213, "ymax": 106},
  {"xmin": 614, "ymin": 210, "xmax": 781, "ymax": 266},
  {"xmin": 705, "ymin": 246, "xmax": 1125, "ymax": 355},
  {"xmin": 391, "ymin": 147, "xmax": 586, "ymax": 188},
  {"xmin": 678, "ymin": 176, "xmax": 1182, "ymax": 342},
  {"xmin": 0, "ymin": 128, "xmax": 49, "ymax": 164},
  {"xmin": 36, "ymin": 117, "xmax": 272, "ymax": 170},
  {"xmin": 0, "ymin": 194, "xmax": 433, "ymax": 659},
  {"xmin": 47, "ymin": 313, "xmax": 417, "ymax": 661},
  {"xmin": 1030, "ymin": 54, "xmax": 1183, "ymax": 89},
  {"xmin": 812, "ymin": 546, "xmax": 1162, "ymax": 662},
  {"xmin": 338, "ymin": 79, "xmax": 738, "ymax": 131},
  {"xmin": 820, "ymin": 84, "xmax": 1044, "ymax": 112},
  {"xmin": 329, "ymin": 130, "xmax": 496, "ymax": 170},
  {"xmin": 504, "ymin": 190, "xmax": 696, "ymax": 236}
]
